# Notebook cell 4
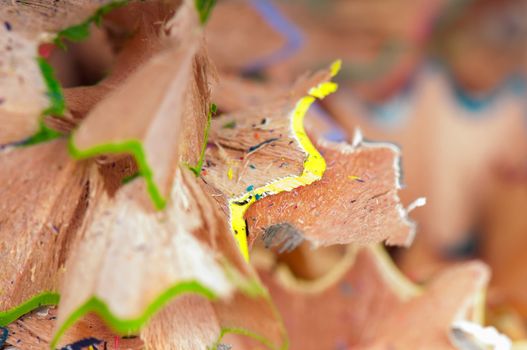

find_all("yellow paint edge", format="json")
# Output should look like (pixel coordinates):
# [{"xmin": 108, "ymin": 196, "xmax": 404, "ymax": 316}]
[{"xmin": 229, "ymin": 60, "xmax": 342, "ymax": 261}]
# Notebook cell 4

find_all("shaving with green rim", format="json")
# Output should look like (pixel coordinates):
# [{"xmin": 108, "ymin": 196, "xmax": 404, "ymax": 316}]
[
  {"xmin": 37, "ymin": 57, "xmax": 65, "ymax": 117},
  {"xmin": 0, "ymin": 284, "xmax": 278, "ymax": 349},
  {"xmin": 54, "ymin": 0, "xmax": 130, "ymax": 48},
  {"xmin": 68, "ymin": 138, "xmax": 167, "ymax": 210},
  {"xmin": 1, "ymin": 272, "xmax": 283, "ymax": 350},
  {"xmin": 14, "ymin": 57, "xmax": 65, "ymax": 147},
  {"xmin": 0, "ymin": 292, "xmax": 60, "ymax": 326},
  {"xmin": 195, "ymin": 0, "xmax": 217, "ymax": 24},
  {"xmin": 187, "ymin": 103, "xmax": 217, "ymax": 177},
  {"xmin": 50, "ymin": 281, "xmax": 216, "ymax": 348}
]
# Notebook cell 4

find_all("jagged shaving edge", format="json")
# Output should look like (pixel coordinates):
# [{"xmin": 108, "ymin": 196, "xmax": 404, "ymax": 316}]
[
  {"xmin": 0, "ymin": 261, "xmax": 285, "ymax": 349},
  {"xmin": 229, "ymin": 60, "xmax": 342, "ymax": 261},
  {"xmin": 318, "ymin": 128, "xmax": 425, "ymax": 247},
  {"xmin": 50, "ymin": 275, "xmax": 283, "ymax": 350},
  {"xmin": 50, "ymin": 282, "xmax": 214, "ymax": 348},
  {"xmin": 0, "ymin": 280, "xmax": 285, "ymax": 350},
  {"xmin": 0, "ymin": 263, "xmax": 286, "ymax": 349}
]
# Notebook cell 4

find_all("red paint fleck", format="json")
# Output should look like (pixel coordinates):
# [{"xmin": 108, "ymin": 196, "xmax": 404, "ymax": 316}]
[{"xmin": 38, "ymin": 43, "xmax": 55, "ymax": 58}]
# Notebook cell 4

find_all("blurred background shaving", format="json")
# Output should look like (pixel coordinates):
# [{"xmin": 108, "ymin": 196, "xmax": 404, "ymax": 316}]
[{"xmin": 203, "ymin": 0, "xmax": 527, "ymax": 341}]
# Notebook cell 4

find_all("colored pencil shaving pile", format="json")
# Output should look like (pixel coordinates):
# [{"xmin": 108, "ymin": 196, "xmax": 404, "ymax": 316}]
[{"xmin": 1, "ymin": 0, "xmax": 527, "ymax": 349}]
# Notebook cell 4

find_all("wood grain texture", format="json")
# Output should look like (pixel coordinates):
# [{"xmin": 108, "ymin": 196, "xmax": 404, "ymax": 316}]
[
  {"xmin": 57, "ymin": 168, "xmax": 233, "ymax": 325},
  {"xmin": 0, "ymin": 140, "xmax": 92, "ymax": 314},
  {"xmin": 246, "ymin": 138, "xmax": 416, "ymax": 248}
]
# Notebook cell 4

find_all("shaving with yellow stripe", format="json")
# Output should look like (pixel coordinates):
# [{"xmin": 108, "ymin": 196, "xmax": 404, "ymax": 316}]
[{"xmin": 203, "ymin": 60, "xmax": 341, "ymax": 261}]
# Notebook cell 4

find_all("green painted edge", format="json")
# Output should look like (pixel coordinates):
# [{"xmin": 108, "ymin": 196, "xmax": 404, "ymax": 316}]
[
  {"xmin": 49, "ymin": 278, "xmax": 286, "ymax": 350},
  {"xmin": 0, "ymin": 291, "xmax": 60, "ymax": 326},
  {"xmin": 13, "ymin": 55, "xmax": 64, "ymax": 147},
  {"xmin": 19, "ymin": 1, "xmax": 128, "ymax": 147},
  {"xmin": 37, "ymin": 57, "xmax": 65, "ymax": 116},
  {"xmin": 58, "ymin": 0, "xmax": 166, "ymax": 210},
  {"xmin": 67, "ymin": 137, "xmax": 167, "ymax": 210},
  {"xmin": 54, "ymin": 0, "xmax": 130, "ymax": 48},
  {"xmin": 1, "ymin": 279, "xmax": 286, "ymax": 350},
  {"xmin": 194, "ymin": 0, "xmax": 217, "ymax": 24},
  {"xmin": 212, "ymin": 261, "xmax": 289, "ymax": 350},
  {"xmin": 187, "ymin": 103, "xmax": 217, "ymax": 177},
  {"xmin": 121, "ymin": 172, "xmax": 140, "ymax": 184},
  {"xmin": 49, "ymin": 281, "xmax": 216, "ymax": 349}
]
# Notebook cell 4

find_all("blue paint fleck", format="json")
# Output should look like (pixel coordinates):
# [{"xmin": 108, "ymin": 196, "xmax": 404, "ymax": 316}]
[
  {"xmin": 59, "ymin": 337, "xmax": 103, "ymax": 350},
  {"xmin": 0, "ymin": 327, "xmax": 8, "ymax": 347}
]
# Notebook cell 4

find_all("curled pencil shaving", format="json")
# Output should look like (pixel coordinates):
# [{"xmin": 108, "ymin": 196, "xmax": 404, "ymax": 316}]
[{"xmin": 243, "ymin": 245, "xmax": 493, "ymax": 350}]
